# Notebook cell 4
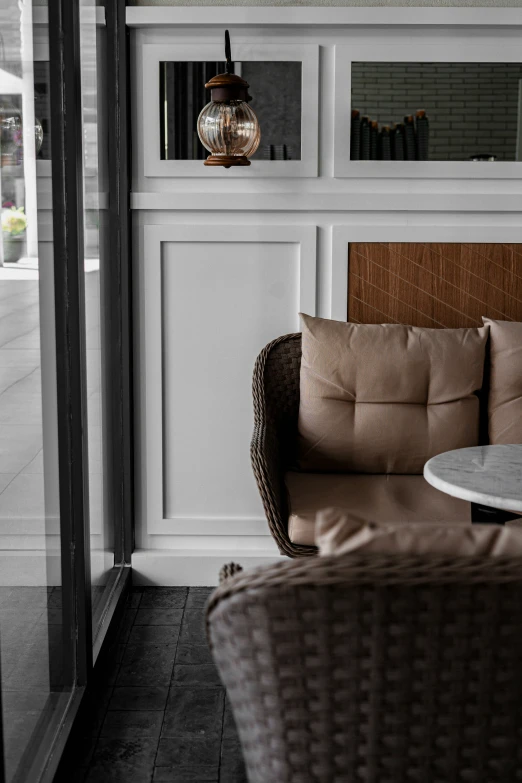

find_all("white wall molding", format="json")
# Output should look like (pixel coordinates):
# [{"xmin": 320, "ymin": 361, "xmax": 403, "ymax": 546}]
[
  {"xmin": 137, "ymin": 41, "xmax": 319, "ymax": 178},
  {"xmin": 334, "ymin": 43, "xmax": 522, "ymax": 180},
  {"xmin": 131, "ymin": 192, "xmax": 522, "ymax": 212},
  {"xmin": 126, "ymin": 7, "xmax": 522, "ymax": 28}
]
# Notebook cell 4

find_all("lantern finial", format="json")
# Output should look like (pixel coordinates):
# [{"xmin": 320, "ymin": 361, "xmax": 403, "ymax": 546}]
[{"xmin": 225, "ymin": 29, "xmax": 233, "ymax": 74}]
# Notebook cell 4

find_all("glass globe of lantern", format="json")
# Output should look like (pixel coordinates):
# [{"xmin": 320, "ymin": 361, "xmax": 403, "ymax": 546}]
[{"xmin": 197, "ymin": 73, "xmax": 260, "ymax": 168}]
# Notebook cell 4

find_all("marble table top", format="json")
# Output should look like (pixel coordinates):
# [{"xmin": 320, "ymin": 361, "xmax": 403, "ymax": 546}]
[{"xmin": 424, "ymin": 445, "xmax": 522, "ymax": 512}]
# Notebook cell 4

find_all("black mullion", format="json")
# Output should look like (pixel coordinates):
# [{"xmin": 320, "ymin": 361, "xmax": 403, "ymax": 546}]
[
  {"xmin": 48, "ymin": 0, "xmax": 93, "ymax": 686},
  {"xmin": 105, "ymin": 0, "xmax": 134, "ymax": 564}
]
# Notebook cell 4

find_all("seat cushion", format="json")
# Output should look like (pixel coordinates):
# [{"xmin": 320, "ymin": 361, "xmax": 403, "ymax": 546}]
[
  {"xmin": 298, "ymin": 313, "xmax": 489, "ymax": 474},
  {"xmin": 286, "ymin": 471, "xmax": 470, "ymax": 546},
  {"xmin": 483, "ymin": 318, "xmax": 522, "ymax": 444},
  {"xmin": 315, "ymin": 508, "xmax": 522, "ymax": 557}
]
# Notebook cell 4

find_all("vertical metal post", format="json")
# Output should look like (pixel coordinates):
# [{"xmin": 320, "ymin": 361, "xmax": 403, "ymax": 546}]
[
  {"xmin": 48, "ymin": 0, "xmax": 93, "ymax": 686},
  {"xmin": 105, "ymin": 0, "xmax": 134, "ymax": 564}
]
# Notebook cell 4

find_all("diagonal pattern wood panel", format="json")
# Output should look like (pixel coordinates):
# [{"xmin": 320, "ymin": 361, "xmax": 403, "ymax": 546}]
[{"xmin": 348, "ymin": 243, "xmax": 522, "ymax": 327}]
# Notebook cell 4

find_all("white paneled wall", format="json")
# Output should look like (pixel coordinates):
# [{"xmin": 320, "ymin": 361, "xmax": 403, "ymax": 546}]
[{"xmin": 130, "ymin": 8, "xmax": 522, "ymax": 584}]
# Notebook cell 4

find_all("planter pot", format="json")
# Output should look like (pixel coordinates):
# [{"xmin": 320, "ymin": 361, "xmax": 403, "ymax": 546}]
[{"xmin": 2, "ymin": 235, "xmax": 25, "ymax": 263}]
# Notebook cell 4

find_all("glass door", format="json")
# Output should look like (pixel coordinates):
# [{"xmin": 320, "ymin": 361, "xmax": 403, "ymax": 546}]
[
  {"xmin": 0, "ymin": 2, "xmax": 72, "ymax": 780},
  {"xmin": 0, "ymin": 0, "xmax": 133, "ymax": 778}
]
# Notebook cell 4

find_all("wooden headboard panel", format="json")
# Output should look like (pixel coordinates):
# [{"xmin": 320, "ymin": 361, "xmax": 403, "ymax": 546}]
[{"xmin": 348, "ymin": 243, "xmax": 522, "ymax": 327}]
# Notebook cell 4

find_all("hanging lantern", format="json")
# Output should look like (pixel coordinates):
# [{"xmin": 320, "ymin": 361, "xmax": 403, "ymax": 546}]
[{"xmin": 197, "ymin": 30, "xmax": 260, "ymax": 168}]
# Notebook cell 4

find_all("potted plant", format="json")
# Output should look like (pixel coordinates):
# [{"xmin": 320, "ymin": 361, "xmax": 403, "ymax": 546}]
[{"xmin": 1, "ymin": 205, "xmax": 27, "ymax": 263}]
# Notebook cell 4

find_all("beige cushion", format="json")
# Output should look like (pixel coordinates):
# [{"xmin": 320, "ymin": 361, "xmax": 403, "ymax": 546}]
[
  {"xmin": 286, "ymin": 471, "xmax": 470, "ymax": 547},
  {"xmin": 298, "ymin": 314, "xmax": 489, "ymax": 474},
  {"xmin": 483, "ymin": 318, "xmax": 522, "ymax": 444},
  {"xmin": 316, "ymin": 507, "xmax": 522, "ymax": 557}
]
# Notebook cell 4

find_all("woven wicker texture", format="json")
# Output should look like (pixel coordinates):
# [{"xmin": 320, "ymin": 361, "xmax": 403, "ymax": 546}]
[
  {"xmin": 207, "ymin": 553, "xmax": 522, "ymax": 783},
  {"xmin": 251, "ymin": 333, "xmax": 315, "ymax": 557}
]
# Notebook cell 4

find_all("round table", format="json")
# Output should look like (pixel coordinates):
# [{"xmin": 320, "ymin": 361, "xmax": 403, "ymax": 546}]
[{"xmin": 424, "ymin": 445, "xmax": 522, "ymax": 524}]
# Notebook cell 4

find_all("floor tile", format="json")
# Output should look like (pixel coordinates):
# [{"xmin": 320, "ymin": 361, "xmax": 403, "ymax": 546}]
[
  {"xmin": 135, "ymin": 607, "xmax": 184, "ymax": 626},
  {"xmin": 128, "ymin": 625, "xmax": 180, "ymax": 646},
  {"xmin": 58, "ymin": 587, "xmax": 247, "ymax": 782},
  {"xmin": 0, "ymin": 366, "xmax": 38, "ymax": 395},
  {"xmin": 171, "ymin": 665, "xmax": 222, "ymax": 689},
  {"xmin": 223, "ymin": 700, "xmax": 240, "ymax": 740},
  {"xmin": 100, "ymin": 710, "xmax": 164, "ymax": 739},
  {"xmin": 0, "ymin": 473, "xmax": 16, "ymax": 492},
  {"xmin": 140, "ymin": 588, "xmax": 188, "ymax": 609},
  {"xmin": 0, "ymin": 349, "xmax": 40, "ymax": 368},
  {"xmin": 178, "ymin": 611, "xmax": 207, "ymax": 646},
  {"xmin": 162, "ymin": 688, "xmax": 224, "ymax": 738},
  {"xmin": 126, "ymin": 590, "xmax": 143, "ymax": 609},
  {"xmin": 156, "ymin": 736, "xmax": 221, "ymax": 767},
  {"xmin": 153, "ymin": 766, "xmax": 218, "ymax": 782},
  {"xmin": 0, "ymin": 391, "xmax": 45, "ymax": 425},
  {"xmin": 0, "ymin": 473, "xmax": 45, "ymax": 518},
  {"xmin": 185, "ymin": 588, "xmax": 214, "ymax": 609},
  {"xmin": 0, "ymin": 425, "xmax": 42, "ymax": 473},
  {"xmin": 109, "ymin": 687, "xmax": 169, "ymax": 711},
  {"xmin": 114, "ymin": 608, "xmax": 138, "ymax": 644},
  {"xmin": 86, "ymin": 738, "xmax": 157, "ymax": 782},
  {"xmin": 220, "ymin": 735, "xmax": 248, "ymax": 783},
  {"xmin": 175, "ymin": 644, "xmax": 213, "ymax": 666},
  {"xmin": 117, "ymin": 645, "xmax": 177, "ymax": 687},
  {"xmin": 80, "ymin": 688, "xmax": 113, "ymax": 738}
]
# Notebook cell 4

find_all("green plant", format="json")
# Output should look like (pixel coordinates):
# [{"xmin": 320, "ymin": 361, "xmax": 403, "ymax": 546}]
[{"xmin": 1, "ymin": 206, "xmax": 27, "ymax": 237}]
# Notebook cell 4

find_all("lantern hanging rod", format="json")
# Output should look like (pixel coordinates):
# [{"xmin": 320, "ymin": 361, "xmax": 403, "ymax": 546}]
[{"xmin": 225, "ymin": 29, "xmax": 233, "ymax": 74}]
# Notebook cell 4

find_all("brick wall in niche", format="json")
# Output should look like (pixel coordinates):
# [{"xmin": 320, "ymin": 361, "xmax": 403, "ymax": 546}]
[
  {"xmin": 348, "ymin": 243, "xmax": 522, "ymax": 327},
  {"xmin": 351, "ymin": 62, "xmax": 522, "ymax": 161}
]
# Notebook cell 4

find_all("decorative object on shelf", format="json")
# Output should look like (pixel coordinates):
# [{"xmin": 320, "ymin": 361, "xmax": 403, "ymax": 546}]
[
  {"xmin": 197, "ymin": 30, "xmax": 260, "ymax": 168},
  {"xmin": 415, "ymin": 109, "xmax": 429, "ymax": 160},
  {"xmin": 470, "ymin": 154, "xmax": 497, "ymax": 161},
  {"xmin": 360, "ymin": 115, "xmax": 370, "ymax": 160},
  {"xmin": 379, "ymin": 125, "xmax": 391, "ymax": 160},
  {"xmin": 350, "ymin": 109, "xmax": 360, "ymax": 160},
  {"xmin": 404, "ymin": 115, "xmax": 416, "ymax": 160},
  {"xmin": 263, "ymin": 144, "xmax": 293, "ymax": 161},
  {"xmin": 392, "ymin": 123, "xmax": 405, "ymax": 160},
  {"xmin": 369, "ymin": 120, "xmax": 378, "ymax": 160},
  {"xmin": 1, "ymin": 206, "xmax": 27, "ymax": 264},
  {"xmin": 350, "ymin": 109, "xmax": 430, "ymax": 161}
]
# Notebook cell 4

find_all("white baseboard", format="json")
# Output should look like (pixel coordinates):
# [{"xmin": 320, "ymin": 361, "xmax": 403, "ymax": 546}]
[{"xmin": 132, "ymin": 548, "xmax": 286, "ymax": 587}]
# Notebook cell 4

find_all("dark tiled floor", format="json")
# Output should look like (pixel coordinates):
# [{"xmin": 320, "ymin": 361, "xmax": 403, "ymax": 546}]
[
  {"xmin": 0, "ymin": 584, "xmax": 115, "ymax": 782},
  {"xmin": 65, "ymin": 587, "xmax": 247, "ymax": 783}
]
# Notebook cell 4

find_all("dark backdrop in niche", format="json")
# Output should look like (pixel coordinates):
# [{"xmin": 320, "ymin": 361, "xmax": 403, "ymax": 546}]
[{"xmin": 160, "ymin": 60, "xmax": 302, "ymax": 161}]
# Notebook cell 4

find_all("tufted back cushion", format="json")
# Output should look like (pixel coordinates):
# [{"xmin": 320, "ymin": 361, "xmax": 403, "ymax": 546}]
[
  {"xmin": 483, "ymin": 318, "xmax": 522, "ymax": 444},
  {"xmin": 297, "ymin": 314, "xmax": 489, "ymax": 474}
]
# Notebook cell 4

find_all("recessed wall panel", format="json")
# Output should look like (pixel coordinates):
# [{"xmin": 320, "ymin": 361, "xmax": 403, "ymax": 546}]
[{"xmin": 162, "ymin": 240, "xmax": 300, "ymax": 521}]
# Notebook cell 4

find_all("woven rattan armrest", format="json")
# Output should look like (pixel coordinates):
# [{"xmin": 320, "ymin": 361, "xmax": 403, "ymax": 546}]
[{"xmin": 250, "ymin": 333, "xmax": 315, "ymax": 558}]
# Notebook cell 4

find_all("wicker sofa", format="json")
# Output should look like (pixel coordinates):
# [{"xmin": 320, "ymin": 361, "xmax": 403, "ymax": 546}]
[
  {"xmin": 207, "ymin": 552, "xmax": 522, "ymax": 783},
  {"xmin": 251, "ymin": 333, "xmax": 480, "ymax": 558}
]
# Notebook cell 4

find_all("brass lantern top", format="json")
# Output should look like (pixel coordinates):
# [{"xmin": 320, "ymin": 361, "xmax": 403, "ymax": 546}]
[{"xmin": 204, "ymin": 72, "xmax": 252, "ymax": 104}]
